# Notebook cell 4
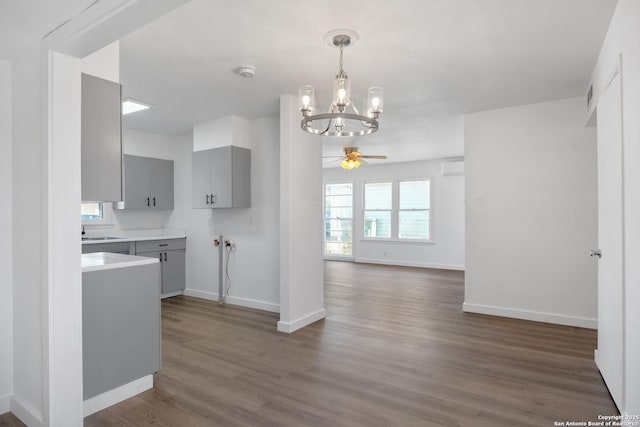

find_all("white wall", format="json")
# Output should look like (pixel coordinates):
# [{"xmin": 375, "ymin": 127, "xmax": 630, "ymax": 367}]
[
  {"xmin": 11, "ymin": 52, "xmax": 45, "ymax": 426},
  {"xmin": 6, "ymin": 2, "xmax": 191, "ymax": 425},
  {"xmin": 278, "ymin": 95, "xmax": 325, "ymax": 333},
  {"xmin": 590, "ymin": 0, "xmax": 640, "ymax": 415},
  {"xmin": 192, "ymin": 115, "xmax": 249, "ymax": 150},
  {"xmin": 323, "ymin": 159, "xmax": 465, "ymax": 270},
  {"xmin": 0, "ymin": 59, "xmax": 13, "ymax": 415},
  {"xmin": 123, "ymin": 127, "xmax": 172, "ymax": 159},
  {"xmin": 48, "ymin": 51, "xmax": 84, "ymax": 425},
  {"xmin": 163, "ymin": 116, "xmax": 281, "ymax": 312},
  {"xmin": 464, "ymin": 97, "xmax": 598, "ymax": 329},
  {"xmin": 80, "ymin": 41, "xmax": 119, "ymax": 82}
]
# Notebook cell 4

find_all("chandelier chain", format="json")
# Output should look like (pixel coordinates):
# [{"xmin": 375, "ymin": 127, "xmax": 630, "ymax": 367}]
[{"xmin": 339, "ymin": 43, "xmax": 344, "ymax": 77}]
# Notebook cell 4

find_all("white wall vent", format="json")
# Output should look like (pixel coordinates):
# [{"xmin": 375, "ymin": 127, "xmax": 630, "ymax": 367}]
[{"xmin": 441, "ymin": 160, "xmax": 465, "ymax": 176}]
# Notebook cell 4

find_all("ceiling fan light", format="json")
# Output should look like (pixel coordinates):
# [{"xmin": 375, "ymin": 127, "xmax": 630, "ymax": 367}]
[{"xmin": 340, "ymin": 158, "xmax": 361, "ymax": 170}]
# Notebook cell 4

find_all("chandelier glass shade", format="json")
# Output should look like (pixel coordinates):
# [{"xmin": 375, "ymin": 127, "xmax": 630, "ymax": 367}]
[{"xmin": 299, "ymin": 31, "xmax": 383, "ymax": 137}]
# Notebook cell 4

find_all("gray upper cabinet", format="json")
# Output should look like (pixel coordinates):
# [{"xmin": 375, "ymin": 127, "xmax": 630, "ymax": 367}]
[
  {"xmin": 150, "ymin": 158, "xmax": 174, "ymax": 210},
  {"xmin": 118, "ymin": 155, "xmax": 174, "ymax": 210},
  {"xmin": 192, "ymin": 146, "xmax": 250, "ymax": 209},
  {"xmin": 81, "ymin": 73, "xmax": 122, "ymax": 202}
]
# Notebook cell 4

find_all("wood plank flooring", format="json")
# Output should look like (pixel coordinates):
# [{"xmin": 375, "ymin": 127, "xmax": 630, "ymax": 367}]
[{"xmin": 2, "ymin": 261, "xmax": 618, "ymax": 426}]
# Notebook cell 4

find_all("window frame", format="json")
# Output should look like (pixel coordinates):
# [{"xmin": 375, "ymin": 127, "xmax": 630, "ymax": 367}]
[
  {"xmin": 323, "ymin": 180, "xmax": 355, "ymax": 259},
  {"xmin": 81, "ymin": 202, "xmax": 115, "ymax": 227},
  {"xmin": 398, "ymin": 179, "xmax": 432, "ymax": 241},
  {"xmin": 361, "ymin": 178, "xmax": 434, "ymax": 243},
  {"xmin": 362, "ymin": 181, "xmax": 393, "ymax": 240}
]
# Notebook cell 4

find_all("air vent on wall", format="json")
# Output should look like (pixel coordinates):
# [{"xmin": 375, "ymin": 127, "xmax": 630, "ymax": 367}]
[{"xmin": 441, "ymin": 160, "xmax": 465, "ymax": 176}]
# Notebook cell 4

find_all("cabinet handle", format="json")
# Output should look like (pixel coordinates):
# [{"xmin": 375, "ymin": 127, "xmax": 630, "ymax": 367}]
[
  {"xmin": 159, "ymin": 253, "xmax": 162, "ymax": 262},
  {"xmin": 159, "ymin": 244, "xmax": 168, "ymax": 247},
  {"xmin": 153, "ymin": 197, "xmax": 156, "ymax": 206},
  {"xmin": 147, "ymin": 197, "xmax": 150, "ymax": 207},
  {"xmin": 206, "ymin": 194, "xmax": 210, "ymax": 204},
  {"xmin": 211, "ymin": 194, "xmax": 215, "ymax": 204},
  {"xmin": 164, "ymin": 252, "xmax": 167, "ymax": 262}
]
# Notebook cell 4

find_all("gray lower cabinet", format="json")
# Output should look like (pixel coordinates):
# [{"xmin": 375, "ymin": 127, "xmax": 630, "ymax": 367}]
[
  {"xmin": 135, "ymin": 239, "xmax": 186, "ymax": 296},
  {"xmin": 192, "ymin": 146, "xmax": 250, "ymax": 208},
  {"xmin": 117, "ymin": 155, "xmax": 174, "ymax": 210},
  {"xmin": 83, "ymin": 262, "xmax": 161, "ymax": 400},
  {"xmin": 81, "ymin": 73, "xmax": 122, "ymax": 203}
]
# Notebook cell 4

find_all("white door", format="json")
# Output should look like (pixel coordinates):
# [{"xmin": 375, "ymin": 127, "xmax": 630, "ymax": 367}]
[{"xmin": 595, "ymin": 65, "xmax": 624, "ymax": 408}]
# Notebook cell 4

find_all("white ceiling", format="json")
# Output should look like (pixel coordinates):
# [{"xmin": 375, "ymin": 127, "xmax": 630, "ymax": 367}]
[
  {"xmin": 3, "ymin": 0, "xmax": 617, "ymax": 166},
  {"xmin": 0, "ymin": 0, "xmax": 98, "ymax": 60}
]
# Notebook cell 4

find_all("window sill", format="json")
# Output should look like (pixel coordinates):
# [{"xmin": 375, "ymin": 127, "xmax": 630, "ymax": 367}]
[
  {"xmin": 360, "ymin": 238, "xmax": 435, "ymax": 245},
  {"xmin": 81, "ymin": 222, "xmax": 115, "ymax": 230}
]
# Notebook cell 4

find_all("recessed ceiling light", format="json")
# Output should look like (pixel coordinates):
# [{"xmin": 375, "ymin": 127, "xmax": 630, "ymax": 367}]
[{"xmin": 122, "ymin": 98, "xmax": 152, "ymax": 115}]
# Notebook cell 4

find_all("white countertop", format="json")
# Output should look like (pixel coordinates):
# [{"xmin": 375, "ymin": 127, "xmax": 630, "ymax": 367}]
[
  {"xmin": 82, "ymin": 252, "xmax": 160, "ymax": 273},
  {"xmin": 81, "ymin": 228, "xmax": 186, "ymax": 245}
]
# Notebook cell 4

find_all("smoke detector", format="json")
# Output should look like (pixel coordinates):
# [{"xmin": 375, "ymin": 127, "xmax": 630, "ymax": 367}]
[{"xmin": 236, "ymin": 66, "xmax": 256, "ymax": 78}]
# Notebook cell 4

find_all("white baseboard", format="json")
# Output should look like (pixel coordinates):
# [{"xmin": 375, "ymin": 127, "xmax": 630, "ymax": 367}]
[
  {"xmin": 183, "ymin": 288, "xmax": 280, "ymax": 313},
  {"xmin": 463, "ymin": 302, "xmax": 597, "ymax": 329},
  {"xmin": 161, "ymin": 290, "xmax": 183, "ymax": 299},
  {"xmin": 323, "ymin": 256, "xmax": 355, "ymax": 262},
  {"xmin": 277, "ymin": 308, "xmax": 326, "ymax": 333},
  {"xmin": 83, "ymin": 375, "xmax": 153, "ymax": 417},
  {"xmin": 11, "ymin": 394, "xmax": 43, "ymax": 427},
  {"xmin": 0, "ymin": 394, "xmax": 10, "ymax": 415},
  {"xmin": 354, "ymin": 257, "xmax": 465, "ymax": 271}
]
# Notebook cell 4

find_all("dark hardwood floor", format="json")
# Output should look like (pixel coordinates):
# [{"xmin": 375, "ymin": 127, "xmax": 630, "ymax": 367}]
[
  {"xmin": 2, "ymin": 261, "xmax": 617, "ymax": 426},
  {"xmin": 0, "ymin": 413, "xmax": 23, "ymax": 427}
]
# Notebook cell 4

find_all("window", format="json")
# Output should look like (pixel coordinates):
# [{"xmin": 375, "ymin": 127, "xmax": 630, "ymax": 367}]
[
  {"xmin": 363, "ymin": 179, "xmax": 432, "ymax": 241},
  {"xmin": 399, "ymin": 180, "xmax": 430, "ymax": 240},
  {"xmin": 81, "ymin": 203, "xmax": 103, "ymax": 221},
  {"xmin": 81, "ymin": 202, "xmax": 114, "ymax": 226},
  {"xmin": 324, "ymin": 182, "xmax": 353, "ymax": 256},
  {"xmin": 364, "ymin": 182, "xmax": 392, "ymax": 238}
]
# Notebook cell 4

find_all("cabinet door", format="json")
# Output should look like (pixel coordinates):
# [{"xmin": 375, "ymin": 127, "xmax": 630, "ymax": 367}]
[
  {"xmin": 81, "ymin": 73, "xmax": 122, "ymax": 202},
  {"xmin": 211, "ymin": 146, "xmax": 232, "ymax": 208},
  {"xmin": 192, "ymin": 150, "xmax": 212, "ymax": 208},
  {"xmin": 150, "ymin": 158, "xmax": 174, "ymax": 210},
  {"xmin": 231, "ymin": 146, "xmax": 251, "ymax": 208},
  {"xmin": 162, "ymin": 250, "xmax": 185, "ymax": 294},
  {"xmin": 122, "ymin": 155, "xmax": 151, "ymax": 209}
]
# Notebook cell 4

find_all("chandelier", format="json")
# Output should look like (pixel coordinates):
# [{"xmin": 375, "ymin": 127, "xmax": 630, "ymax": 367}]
[{"xmin": 298, "ymin": 30, "xmax": 383, "ymax": 137}]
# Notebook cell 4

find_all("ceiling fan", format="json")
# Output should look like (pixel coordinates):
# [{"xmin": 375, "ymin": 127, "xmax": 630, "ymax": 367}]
[{"xmin": 324, "ymin": 147, "xmax": 387, "ymax": 170}]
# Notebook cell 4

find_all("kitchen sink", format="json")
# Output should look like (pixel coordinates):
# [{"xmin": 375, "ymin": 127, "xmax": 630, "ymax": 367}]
[{"xmin": 81, "ymin": 236, "xmax": 120, "ymax": 241}]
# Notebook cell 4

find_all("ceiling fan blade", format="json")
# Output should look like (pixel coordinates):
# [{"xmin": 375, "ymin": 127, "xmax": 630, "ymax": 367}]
[
  {"xmin": 323, "ymin": 155, "xmax": 347, "ymax": 159},
  {"xmin": 359, "ymin": 155, "xmax": 387, "ymax": 159},
  {"xmin": 358, "ymin": 158, "xmax": 369, "ymax": 165},
  {"xmin": 324, "ymin": 158, "xmax": 346, "ymax": 165}
]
